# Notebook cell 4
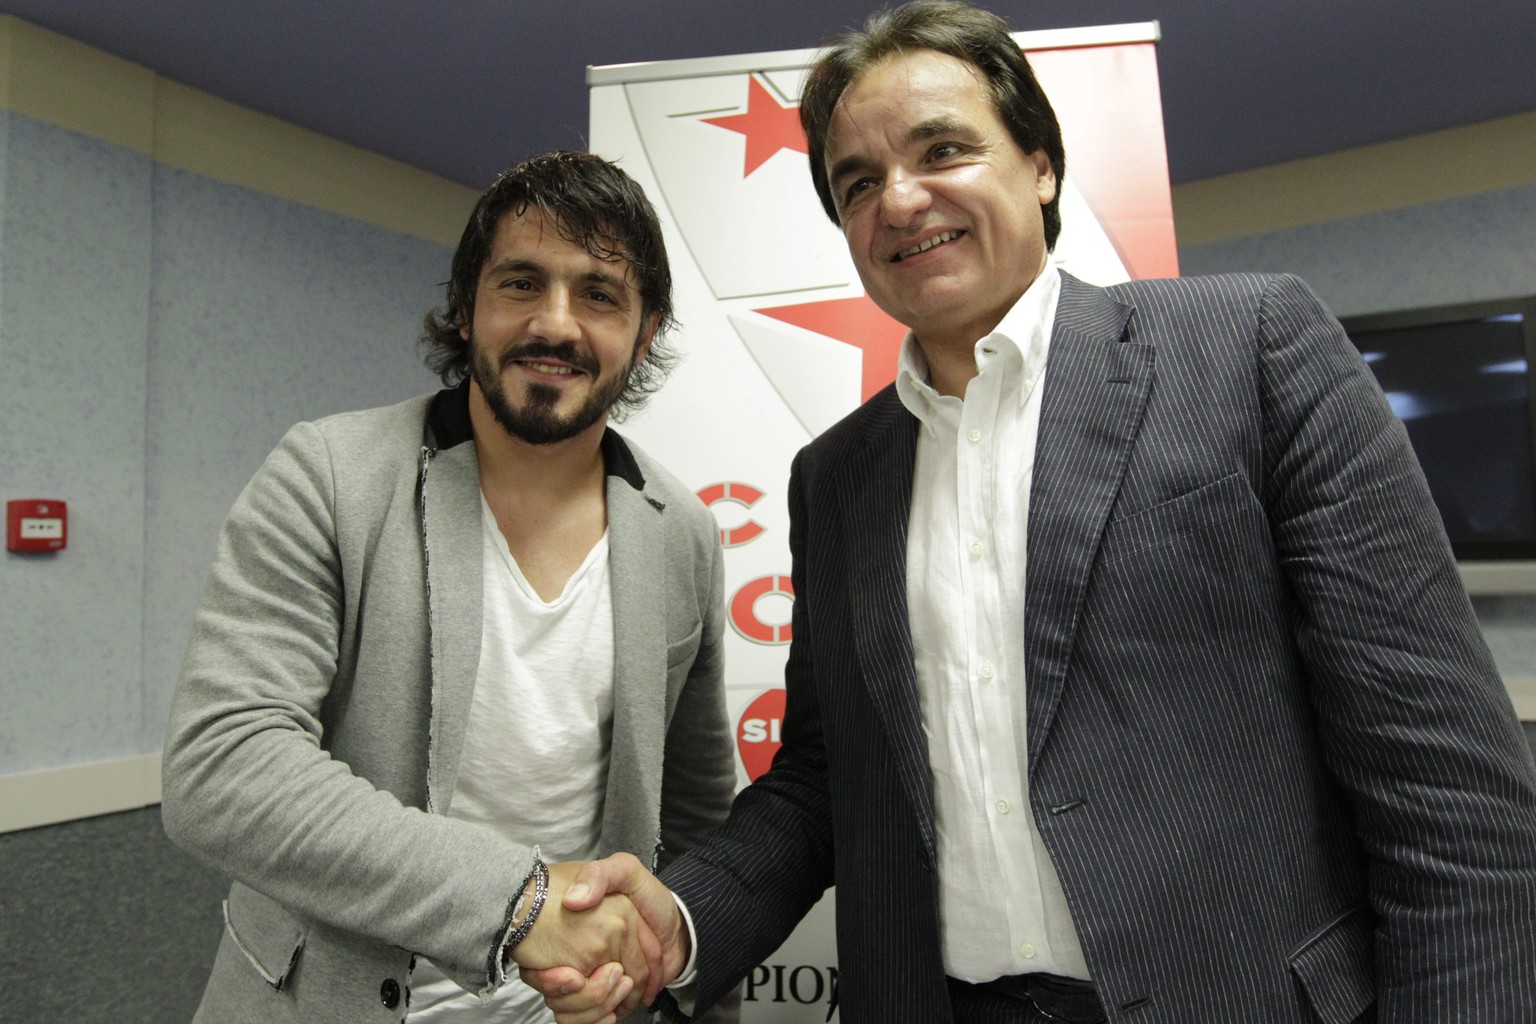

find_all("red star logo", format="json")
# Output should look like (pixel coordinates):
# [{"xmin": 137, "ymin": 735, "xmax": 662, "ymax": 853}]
[
  {"xmin": 704, "ymin": 76, "xmax": 808, "ymax": 177},
  {"xmin": 756, "ymin": 295, "xmax": 909, "ymax": 402}
]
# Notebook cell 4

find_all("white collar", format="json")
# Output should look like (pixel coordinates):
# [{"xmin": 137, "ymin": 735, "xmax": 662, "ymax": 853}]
[{"xmin": 895, "ymin": 261, "xmax": 1061, "ymax": 424}]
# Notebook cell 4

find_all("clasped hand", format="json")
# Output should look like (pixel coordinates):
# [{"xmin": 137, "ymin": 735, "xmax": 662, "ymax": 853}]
[{"xmin": 514, "ymin": 854, "xmax": 687, "ymax": 1024}]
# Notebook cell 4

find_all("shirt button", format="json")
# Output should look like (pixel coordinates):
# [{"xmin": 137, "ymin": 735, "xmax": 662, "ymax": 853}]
[
  {"xmin": 969, "ymin": 541, "xmax": 985, "ymax": 560},
  {"xmin": 996, "ymin": 799, "xmax": 1011, "ymax": 814},
  {"xmin": 1021, "ymin": 942, "xmax": 1037, "ymax": 959},
  {"xmin": 967, "ymin": 428, "xmax": 982, "ymax": 443},
  {"xmin": 980, "ymin": 663, "xmax": 995, "ymax": 681}
]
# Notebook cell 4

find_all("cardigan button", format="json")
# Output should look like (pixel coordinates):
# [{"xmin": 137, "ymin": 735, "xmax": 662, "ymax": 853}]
[{"xmin": 381, "ymin": 978, "xmax": 401, "ymax": 1009}]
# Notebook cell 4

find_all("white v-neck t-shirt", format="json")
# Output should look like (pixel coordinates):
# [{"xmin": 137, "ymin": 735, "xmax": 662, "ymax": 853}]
[{"xmin": 409, "ymin": 495, "xmax": 616, "ymax": 1021}]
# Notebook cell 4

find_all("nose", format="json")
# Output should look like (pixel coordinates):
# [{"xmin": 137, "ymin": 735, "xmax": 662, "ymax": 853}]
[
  {"xmin": 527, "ymin": 290, "xmax": 581, "ymax": 343},
  {"xmin": 879, "ymin": 170, "xmax": 931, "ymax": 228}
]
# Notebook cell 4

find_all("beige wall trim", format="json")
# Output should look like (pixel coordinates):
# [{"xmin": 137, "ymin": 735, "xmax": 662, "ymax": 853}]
[
  {"xmin": 0, "ymin": 753, "xmax": 162, "ymax": 834},
  {"xmin": 153, "ymin": 79, "xmax": 477, "ymax": 247},
  {"xmin": 0, "ymin": 15, "xmax": 156, "ymax": 154},
  {"xmin": 1174, "ymin": 109, "xmax": 1536, "ymax": 247},
  {"xmin": 0, "ymin": 15, "xmax": 475, "ymax": 246}
]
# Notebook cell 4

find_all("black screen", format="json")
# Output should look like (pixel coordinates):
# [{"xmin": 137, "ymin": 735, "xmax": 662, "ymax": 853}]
[{"xmin": 1347, "ymin": 312, "xmax": 1536, "ymax": 558}]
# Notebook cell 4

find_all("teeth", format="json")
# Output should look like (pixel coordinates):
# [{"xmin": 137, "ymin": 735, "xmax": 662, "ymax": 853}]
[
  {"xmin": 896, "ymin": 231, "xmax": 958, "ymax": 261},
  {"xmin": 527, "ymin": 362, "xmax": 575, "ymax": 375}
]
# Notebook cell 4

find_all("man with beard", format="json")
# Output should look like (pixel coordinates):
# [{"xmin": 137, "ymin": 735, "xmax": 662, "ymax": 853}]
[{"xmin": 161, "ymin": 150, "xmax": 738, "ymax": 1024}]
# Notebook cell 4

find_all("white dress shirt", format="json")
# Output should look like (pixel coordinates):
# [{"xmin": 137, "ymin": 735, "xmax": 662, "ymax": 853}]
[{"xmin": 896, "ymin": 262, "xmax": 1090, "ymax": 982}]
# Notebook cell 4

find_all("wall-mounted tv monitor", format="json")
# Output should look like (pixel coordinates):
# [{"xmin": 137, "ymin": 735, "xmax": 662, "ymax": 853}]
[{"xmin": 1340, "ymin": 295, "xmax": 1536, "ymax": 595}]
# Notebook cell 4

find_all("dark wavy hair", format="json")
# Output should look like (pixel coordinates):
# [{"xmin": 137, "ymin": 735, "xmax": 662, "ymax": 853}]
[
  {"xmin": 798, "ymin": 0, "xmax": 1065, "ymax": 250},
  {"xmin": 421, "ymin": 150, "xmax": 678, "ymax": 418}
]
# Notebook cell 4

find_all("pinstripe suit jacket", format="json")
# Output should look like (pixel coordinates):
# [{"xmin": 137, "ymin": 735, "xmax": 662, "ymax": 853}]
[{"xmin": 663, "ymin": 273, "xmax": 1536, "ymax": 1023}]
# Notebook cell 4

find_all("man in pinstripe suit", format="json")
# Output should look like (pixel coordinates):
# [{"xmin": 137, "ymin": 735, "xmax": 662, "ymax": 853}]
[{"xmin": 534, "ymin": 3, "xmax": 1536, "ymax": 1021}]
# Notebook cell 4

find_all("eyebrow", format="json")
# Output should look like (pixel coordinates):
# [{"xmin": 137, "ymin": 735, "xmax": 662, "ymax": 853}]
[
  {"xmin": 911, "ymin": 116, "xmax": 971, "ymax": 141},
  {"xmin": 827, "ymin": 116, "xmax": 976, "ymax": 185},
  {"xmin": 483, "ymin": 258, "xmax": 631, "ymax": 295}
]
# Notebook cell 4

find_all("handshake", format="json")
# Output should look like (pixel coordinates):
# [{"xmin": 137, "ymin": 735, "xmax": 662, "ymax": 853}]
[{"xmin": 510, "ymin": 853, "xmax": 687, "ymax": 1024}]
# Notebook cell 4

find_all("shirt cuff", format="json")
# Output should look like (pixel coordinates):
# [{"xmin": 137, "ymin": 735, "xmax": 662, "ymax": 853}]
[{"xmin": 666, "ymin": 889, "xmax": 701, "ymax": 1011}]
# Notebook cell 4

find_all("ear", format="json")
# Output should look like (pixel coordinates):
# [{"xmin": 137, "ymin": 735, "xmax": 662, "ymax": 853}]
[
  {"xmin": 1032, "ymin": 149, "xmax": 1057, "ymax": 206},
  {"xmin": 633, "ymin": 314, "xmax": 659, "ymax": 365},
  {"xmin": 458, "ymin": 310, "xmax": 471, "ymax": 343}
]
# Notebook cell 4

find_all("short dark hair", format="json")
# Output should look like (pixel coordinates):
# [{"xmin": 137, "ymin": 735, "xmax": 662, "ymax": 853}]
[
  {"xmin": 421, "ymin": 150, "xmax": 678, "ymax": 418},
  {"xmin": 798, "ymin": 0, "xmax": 1065, "ymax": 249}
]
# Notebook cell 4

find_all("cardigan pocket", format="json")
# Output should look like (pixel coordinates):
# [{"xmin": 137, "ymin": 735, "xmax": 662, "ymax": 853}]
[
  {"xmin": 222, "ymin": 883, "xmax": 308, "ymax": 990},
  {"xmin": 666, "ymin": 622, "xmax": 702, "ymax": 668},
  {"xmin": 1287, "ymin": 903, "xmax": 1375, "ymax": 1023}
]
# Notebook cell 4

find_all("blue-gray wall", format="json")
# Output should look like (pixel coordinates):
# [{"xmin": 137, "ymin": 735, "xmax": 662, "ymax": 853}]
[
  {"xmin": 0, "ymin": 109, "xmax": 449, "ymax": 775},
  {"xmin": 1180, "ymin": 182, "xmax": 1536, "ymax": 319}
]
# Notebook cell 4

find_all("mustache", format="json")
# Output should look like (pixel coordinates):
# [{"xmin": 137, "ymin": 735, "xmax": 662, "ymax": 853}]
[{"xmin": 498, "ymin": 341, "xmax": 600, "ymax": 377}]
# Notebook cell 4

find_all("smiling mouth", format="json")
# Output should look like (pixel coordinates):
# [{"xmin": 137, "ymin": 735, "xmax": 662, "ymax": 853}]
[
  {"xmin": 892, "ymin": 230, "xmax": 963, "ymax": 262},
  {"xmin": 519, "ymin": 361, "xmax": 580, "ymax": 376},
  {"xmin": 500, "ymin": 341, "xmax": 598, "ymax": 378}
]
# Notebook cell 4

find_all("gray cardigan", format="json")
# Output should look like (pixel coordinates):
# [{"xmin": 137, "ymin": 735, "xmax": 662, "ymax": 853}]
[{"xmin": 163, "ymin": 384, "xmax": 737, "ymax": 1023}]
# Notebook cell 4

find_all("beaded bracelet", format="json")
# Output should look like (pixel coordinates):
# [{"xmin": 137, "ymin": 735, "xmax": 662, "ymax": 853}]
[{"xmin": 505, "ymin": 857, "xmax": 549, "ymax": 952}]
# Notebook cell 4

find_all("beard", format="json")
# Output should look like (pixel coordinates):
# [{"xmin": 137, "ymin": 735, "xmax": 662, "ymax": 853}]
[{"xmin": 469, "ymin": 335, "xmax": 636, "ymax": 446}]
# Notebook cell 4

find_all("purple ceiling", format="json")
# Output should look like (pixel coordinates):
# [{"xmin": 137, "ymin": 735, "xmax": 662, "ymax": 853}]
[{"xmin": 6, "ymin": 0, "xmax": 1535, "ymax": 188}]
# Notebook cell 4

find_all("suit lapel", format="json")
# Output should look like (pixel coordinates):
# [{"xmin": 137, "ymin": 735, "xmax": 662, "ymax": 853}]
[
  {"xmin": 836, "ymin": 393, "xmax": 938, "ymax": 864},
  {"xmin": 1025, "ymin": 274, "xmax": 1153, "ymax": 769},
  {"xmin": 421, "ymin": 439, "xmax": 485, "ymax": 814},
  {"xmin": 600, "ymin": 451, "xmax": 666, "ymax": 858}
]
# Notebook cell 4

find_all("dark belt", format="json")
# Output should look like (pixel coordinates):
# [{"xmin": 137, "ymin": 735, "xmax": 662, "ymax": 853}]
[{"xmin": 981, "ymin": 972, "xmax": 1106, "ymax": 1024}]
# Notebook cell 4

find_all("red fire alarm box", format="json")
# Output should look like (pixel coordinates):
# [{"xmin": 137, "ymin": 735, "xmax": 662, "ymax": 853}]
[{"xmin": 7, "ymin": 499, "xmax": 67, "ymax": 552}]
